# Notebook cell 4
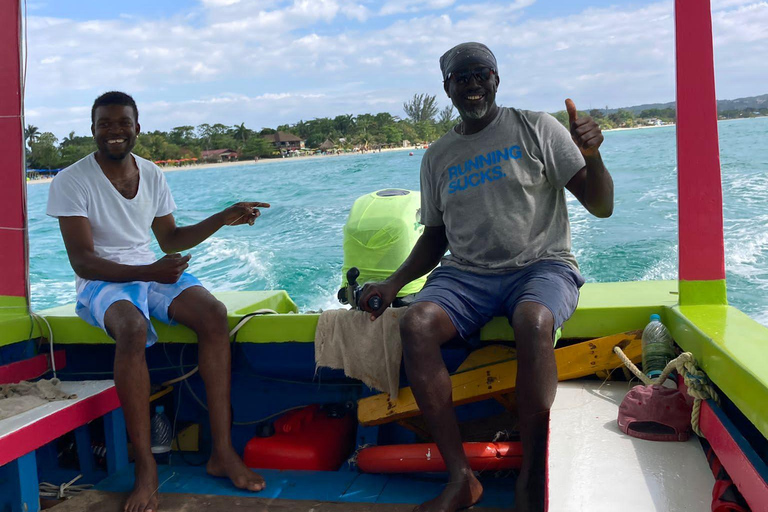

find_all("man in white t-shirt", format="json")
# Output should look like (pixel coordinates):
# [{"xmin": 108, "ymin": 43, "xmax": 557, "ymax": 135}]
[{"xmin": 47, "ymin": 91, "xmax": 268, "ymax": 512}]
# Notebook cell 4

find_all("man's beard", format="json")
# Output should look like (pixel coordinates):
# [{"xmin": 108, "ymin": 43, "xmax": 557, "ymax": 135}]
[
  {"xmin": 105, "ymin": 148, "xmax": 132, "ymax": 161},
  {"xmin": 99, "ymin": 139, "xmax": 135, "ymax": 161},
  {"xmin": 461, "ymin": 102, "xmax": 490, "ymax": 120}
]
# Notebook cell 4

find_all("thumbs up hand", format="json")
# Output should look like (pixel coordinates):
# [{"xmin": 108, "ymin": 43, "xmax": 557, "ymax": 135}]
[{"xmin": 565, "ymin": 98, "xmax": 603, "ymax": 158}]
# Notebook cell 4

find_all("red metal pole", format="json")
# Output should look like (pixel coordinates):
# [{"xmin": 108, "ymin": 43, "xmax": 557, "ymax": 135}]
[
  {"xmin": 0, "ymin": 0, "xmax": 27, "ymax": 301},
  {"xmin": 675, "ymin": 0, "xmax": 727, "ymax": 304}
]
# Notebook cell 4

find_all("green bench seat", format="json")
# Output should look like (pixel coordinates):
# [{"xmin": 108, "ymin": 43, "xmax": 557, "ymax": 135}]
[{"xmin": 33, "ymin": 281, "xmax": 679, "ymax": 345}]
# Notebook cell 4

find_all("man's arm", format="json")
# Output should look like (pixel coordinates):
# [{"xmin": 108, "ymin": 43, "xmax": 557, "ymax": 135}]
[
  {"xmin": 563, "ymin": 98, "xmax": 614, "ymax": 218},
  {"xmin": 59, "ymin": 216, "xmax": 190, "ymax": 283},
  {"xmin": 360, "ymin": 225, "xmax": 448, "ymax": 319},
  {"xmin": 152, "ymin": 201, "xmax": 270, "ymax": 253},
  {"xmin": 565, "ymin": 156, "xmax": 614, "ymax": 218},
  {"xmin": 384, "ymin": 225, "xmax": 448, "ymax": 290}
]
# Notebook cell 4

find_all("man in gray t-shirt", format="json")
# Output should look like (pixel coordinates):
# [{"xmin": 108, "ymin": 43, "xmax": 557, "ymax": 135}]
[{"xmin": 361, "ymin": 42, "xmax": 613, "ymax": 512}]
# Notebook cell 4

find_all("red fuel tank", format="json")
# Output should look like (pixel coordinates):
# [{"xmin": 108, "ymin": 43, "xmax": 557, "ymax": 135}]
[{"xmin": 243, "ymin": 404, "xmax": 357, "ymax": 471}]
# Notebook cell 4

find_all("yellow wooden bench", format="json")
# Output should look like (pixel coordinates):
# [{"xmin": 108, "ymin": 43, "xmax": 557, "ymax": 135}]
[{"xmin": 357, "ymin": 330, "xmax": 643, "ymax": 431}]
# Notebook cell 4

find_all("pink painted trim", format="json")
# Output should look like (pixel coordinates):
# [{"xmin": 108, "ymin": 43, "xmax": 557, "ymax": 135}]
[
  {"xmin": 0, "ymin": 350, "xmax": 66, "ymax": 384},
  {"xmin": 0, "ymin": 386, "xmax": 120, "ymax": 467},
  {"xmin": 700, "ymin": 401, "xmax": 768, "ymax": 509},
  {"xmin": 0, "ymin": 0, "xmax": 27, "ymax": 298},
  {"xmin": 674, "ymin": 0, "xmax": 726, "ymax": 281}
]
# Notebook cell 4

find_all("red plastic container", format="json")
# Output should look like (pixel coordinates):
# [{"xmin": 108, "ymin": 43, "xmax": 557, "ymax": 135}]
[{"xmin": 243, "ymin": 404, "xmax": 357, "ymax": 471}]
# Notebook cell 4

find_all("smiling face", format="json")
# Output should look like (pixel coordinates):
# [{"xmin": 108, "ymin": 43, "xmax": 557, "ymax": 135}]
[
  {"xmin": 444, "ymin": 64, "xmax": 500, "ymax": 123},
  {"xmin": 91, "ymin": 105, "xmax": 140, "ymax": 161}
]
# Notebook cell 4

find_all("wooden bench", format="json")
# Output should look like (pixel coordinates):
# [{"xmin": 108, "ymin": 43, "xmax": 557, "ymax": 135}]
[
  {"xmin": 0, "ymin": 351, "xmax": 127, "ymax": 512},
  {"xmin": 357, "ymin": 331, "xmax": 643, "ymax": 432}
]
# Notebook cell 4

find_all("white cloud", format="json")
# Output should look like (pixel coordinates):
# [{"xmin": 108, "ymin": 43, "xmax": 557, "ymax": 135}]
[
  {"xmin": 201, "ymin": 0, "xmax": 243, "ymax": 6},
  {"xmin": 454, "ymin": 0, "xmax": 535, "ymax": 14},
  {"xmin": 21, "ymin": 1, "xmax": 768, "ymax": 136},
  {"xmin": 380, "ymin": 0, "xmax": 456, "ymax": 16},
  {"xmin": 711, "ymin": 0, "xmax": 760, "ymax": 8}
]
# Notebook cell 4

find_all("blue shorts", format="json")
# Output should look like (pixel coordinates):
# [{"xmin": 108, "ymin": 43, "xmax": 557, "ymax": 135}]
[
  {"xmin": 412, "ymin": 260, "xmax": 585, "ymax": 340},
  {"xmin": 75, "ymin": 273, "xmax": 203, "ymax": 347}
]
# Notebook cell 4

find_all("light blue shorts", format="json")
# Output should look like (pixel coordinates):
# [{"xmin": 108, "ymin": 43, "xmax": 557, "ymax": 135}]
[{"xmin": 75, "ymin": 273, "xmax": 203, "ymax": 346}]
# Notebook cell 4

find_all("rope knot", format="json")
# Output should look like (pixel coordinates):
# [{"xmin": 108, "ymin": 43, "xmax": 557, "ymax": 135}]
[{"xmin": 613, "ymin": 346, "xmax": 720, "ymax": 438}]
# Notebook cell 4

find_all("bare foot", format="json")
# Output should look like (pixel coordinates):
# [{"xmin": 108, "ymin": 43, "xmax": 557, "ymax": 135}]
[
  {"xmin": 413, "ymin": 472, "xmax": 483, "ymax": 512},
  {"xmin": 124, "ymin": 460, "xmax": 159, "ymax": 512},
  {"xmin": 207, "ymin": 449, "xmax": 266, "ymax": 492}
]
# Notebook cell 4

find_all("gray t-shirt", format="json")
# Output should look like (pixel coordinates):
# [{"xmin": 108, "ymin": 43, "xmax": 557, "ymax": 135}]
[{"xmin": 420, "ymin": 107, "xmax": 585, "ymax": 273}]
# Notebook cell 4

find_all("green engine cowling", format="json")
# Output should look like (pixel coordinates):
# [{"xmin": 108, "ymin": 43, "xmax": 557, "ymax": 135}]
[{"xmin": 341, "ymin": 189, "xmax": 426, "ymax": 297}]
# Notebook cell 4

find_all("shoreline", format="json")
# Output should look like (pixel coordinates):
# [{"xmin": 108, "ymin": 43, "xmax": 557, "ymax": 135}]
[
  {"xmin": 604, "ymin": 123, "xmax": 674, "ymax": 132},
  {"xmin": 26, "ymin": 146, "xmax": 418, "ymax": 185},
  {"xmin": 603, "ymin": 114, "xmax": 766, "ymax": 132},
  {"xmin": 26, "ymin": 116, "xmax": 766, "ymax": 185}
]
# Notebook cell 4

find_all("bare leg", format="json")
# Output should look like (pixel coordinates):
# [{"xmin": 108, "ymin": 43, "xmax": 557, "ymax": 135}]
[
  {"xmin": 167, "ymin": 287, "xmax": 265, "ymax": 492},
  {"xmin": 401, "ymin": 303, "xmax": 484, "ymax": 512},
  {"xmin": 104, "ymin": 301, "xmax": 159, "ymax": 512},
  {"xmin": 511, "ymin": 302, "xmax": 557, "ymax": 512}
]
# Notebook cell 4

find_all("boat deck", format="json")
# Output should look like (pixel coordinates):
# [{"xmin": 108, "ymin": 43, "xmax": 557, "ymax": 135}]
[
  {"xmin": 51, "ymin": 464, "xmax": 514, "ymax": 511},
  {"xmin": 48, "ymin": 380, "xmax": 720, "ymax": 512},
  {"xmin": 550, "ymin": 381, "xmax": 715, "ymax": 511},
  {"xmin": 50, "ymin": 490, "xmax": 510, "ymax": 512}
]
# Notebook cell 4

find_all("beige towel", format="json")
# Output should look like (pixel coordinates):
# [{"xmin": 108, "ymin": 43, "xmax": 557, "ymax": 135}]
[
  {"xmin": 315, "ymin": 308, "xmax": 405, "ymax": 400},
  {"xmin": 0, "ymin": 378, "xmax": 77, "ymax": 421}
]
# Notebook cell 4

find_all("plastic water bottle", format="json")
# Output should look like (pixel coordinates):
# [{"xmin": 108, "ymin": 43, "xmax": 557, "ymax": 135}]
[
  {"xmin": 150, "ymin": 405, "xmax": 172, "ymax": 464},
  {"xmin": 641, "ymin": 314, "xmax": 677, "ymax": 388}
]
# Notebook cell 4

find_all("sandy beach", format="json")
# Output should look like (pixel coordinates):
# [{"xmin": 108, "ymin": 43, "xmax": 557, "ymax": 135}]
[
  {"xmin": 26, "ymin": 146, "xmax": 417, "ymax": 185},
  {"xmin": 604, "ymin": 123, "xmax": 674, "ymax": 132}
]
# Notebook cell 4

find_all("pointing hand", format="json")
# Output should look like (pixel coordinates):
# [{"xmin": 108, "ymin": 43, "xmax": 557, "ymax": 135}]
[{"xmin": 224, "ymin": 201, "xmax": 271, "ymax": 226}]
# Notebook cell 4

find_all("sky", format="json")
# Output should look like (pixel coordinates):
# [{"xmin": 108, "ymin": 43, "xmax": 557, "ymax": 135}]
[{"xmin": 20, "ymin": 0, "xmax": 768, "ymax": 138}]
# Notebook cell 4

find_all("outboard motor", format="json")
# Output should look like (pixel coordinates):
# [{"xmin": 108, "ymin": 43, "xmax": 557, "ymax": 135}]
[
  {"xmin": 338, "ymin": 189, "xmax": 426, "ymax": 309},
  {"xmin": 337, "ymin": 267, "xmax": 382, "ymax": 311}
]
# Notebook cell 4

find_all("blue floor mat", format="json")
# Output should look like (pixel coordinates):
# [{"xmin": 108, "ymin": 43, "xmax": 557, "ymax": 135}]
[{"xmin": 95, "ymin": 463, "xmax": 515, "ymax": 508}]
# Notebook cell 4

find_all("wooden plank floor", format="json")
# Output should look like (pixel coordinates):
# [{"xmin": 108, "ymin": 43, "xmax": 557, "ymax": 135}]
[{"xmin": 51, "ymin": 491, "xmax": 512, "ymax": 511}]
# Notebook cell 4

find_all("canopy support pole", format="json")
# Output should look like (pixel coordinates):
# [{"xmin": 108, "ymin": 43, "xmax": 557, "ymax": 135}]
[{"xmin": 674, "ymin": 0, "xmax": 727, "ymax": 305}]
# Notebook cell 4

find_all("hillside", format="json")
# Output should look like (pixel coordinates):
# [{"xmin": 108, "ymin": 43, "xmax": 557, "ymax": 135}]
[{"xmin": 608, "ymin": 93, "xmax": 768, "ymax": 114}]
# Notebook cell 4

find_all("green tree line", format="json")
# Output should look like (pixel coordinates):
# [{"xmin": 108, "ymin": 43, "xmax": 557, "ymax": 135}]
[
  {"xmin": 24, "ymin": 95, "xmax": 768, "ymax": 169},
  {"xmin": 25, "ymin": 94, "xmax": 459, "ymax": 170}
]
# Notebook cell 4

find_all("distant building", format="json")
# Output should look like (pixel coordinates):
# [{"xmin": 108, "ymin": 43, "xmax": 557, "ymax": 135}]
[
  {"xmin": 318, "ymin": 139, "xmax": 335, "ymax": 152},
  {"xmin": 202, "ymin": 149, "xmax": 239, "ymax": 162},
  {"xmin": 262, "ymin": 131, "xmax": 305, "ymax": 152}
]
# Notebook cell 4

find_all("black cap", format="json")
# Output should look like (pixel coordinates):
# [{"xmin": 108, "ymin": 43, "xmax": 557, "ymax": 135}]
[{"xmin": 440, "ymin": 42, "xmax": 497, "ymax": 81}]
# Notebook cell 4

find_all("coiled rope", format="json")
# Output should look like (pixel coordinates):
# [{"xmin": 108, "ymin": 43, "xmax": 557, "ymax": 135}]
[
  {"xmin": 39, "ymin": 474, "xmax": 92, "ymax": 499},
  {"xmin": 613, "ymin": 347, "xmax": 720, "ymax": 437}
]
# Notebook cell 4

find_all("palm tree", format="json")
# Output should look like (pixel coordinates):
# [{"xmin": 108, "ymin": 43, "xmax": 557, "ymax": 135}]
[
  {"xmin": 232, "ymin": 123, "xmax": 249, "ymax": 148},
  {"xmin": 333, "ymin": 114, "xmax": 354, "ymax": 136},
  {"xmin": 61, "ymin": 131, "xmax": 76, "ymax": 147},
  {"xmin": 24, "ymin": 124, "xmax": 40, "ymax": 146}
]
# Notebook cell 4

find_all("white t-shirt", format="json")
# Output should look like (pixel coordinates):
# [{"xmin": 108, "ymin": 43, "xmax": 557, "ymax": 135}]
[{"xmin": 46, "ymin": 153, "xmax": 176, "ymax": 281}]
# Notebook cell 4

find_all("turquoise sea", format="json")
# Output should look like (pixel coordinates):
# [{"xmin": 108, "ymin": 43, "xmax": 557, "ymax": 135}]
[{"xmin": 26, "ymin": 117, "xmax": 768, "ymax": 327}]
